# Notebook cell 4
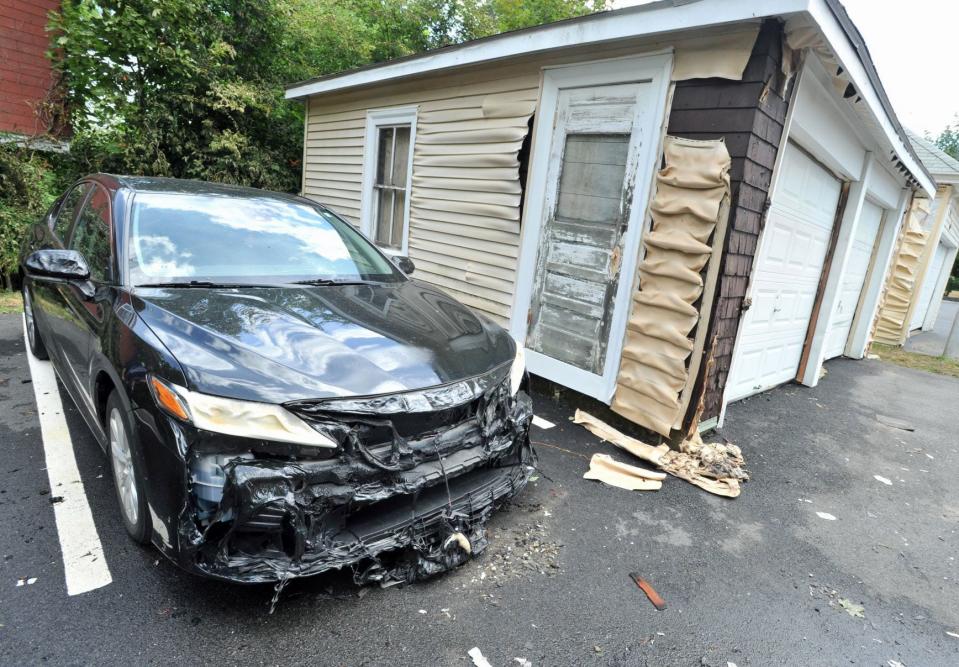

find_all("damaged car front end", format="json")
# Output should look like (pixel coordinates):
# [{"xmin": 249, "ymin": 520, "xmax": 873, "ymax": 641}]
[
  {"xmin": 19, "ymin": 175, "xmax": 535, "ymax": 586},
  {"xmin": 157, "ymin": 358, "xmax": 533, "ymax": 585}
]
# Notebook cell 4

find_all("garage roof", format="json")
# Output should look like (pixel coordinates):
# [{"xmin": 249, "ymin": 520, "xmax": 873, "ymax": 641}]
[
  {"xmin": 906, "ymin": 129, "xmax": 959, "ymax": 185},
  {"xmin": 284, "ymin": 0, "xmax": 934, "ymax": 195}
]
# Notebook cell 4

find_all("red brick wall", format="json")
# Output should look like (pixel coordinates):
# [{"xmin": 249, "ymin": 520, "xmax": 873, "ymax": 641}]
[{"xmin": 0, "ymin": 0, "xmax": 60, "ymax": 136}]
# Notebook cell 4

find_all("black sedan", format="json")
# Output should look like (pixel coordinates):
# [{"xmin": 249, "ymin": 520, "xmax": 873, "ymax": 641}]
[{"xmin": 19, "ymin": 174, "xmax": 533, "ymax": 584}]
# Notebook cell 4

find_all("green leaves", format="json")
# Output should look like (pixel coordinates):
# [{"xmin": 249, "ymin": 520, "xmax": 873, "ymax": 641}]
[{"xmin": 44, "ymin": 0, "xmax": 609, "ymax": 196}]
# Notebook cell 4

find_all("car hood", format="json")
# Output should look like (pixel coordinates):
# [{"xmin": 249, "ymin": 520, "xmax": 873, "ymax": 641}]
[{"xmin": 132, "ymin": 280, "xmax": 515, "ymax": 404}]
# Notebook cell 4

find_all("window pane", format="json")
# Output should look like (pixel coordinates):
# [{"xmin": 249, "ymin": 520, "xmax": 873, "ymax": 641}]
[
  {"xmin": 375, "ymin": 188, "xmax": 393, "ymax": 246},
  {"xmin": 53, "ymin": 183, "xmax": 91, "ymax": 241},
  {"xmin": 70, "ymin": 187, "xmax": 112, "ymax": 282},
  {"xmin": 376, "ymin": 127, "xmax": 394, "ymax": 185},
  {"xmin": 390, "ymin": 190, "xmax": 405, "ymax": 249},
  {"xmin": 555, "ymin": 133, "xmax": 629, "ymax": 224},
  {"xmin": 391, "ymin": 126, "xmax": 411, "ymax": 187},
  {"xmin": 129, "ymin": 193, "xmax": 402, "ymax": 284}
]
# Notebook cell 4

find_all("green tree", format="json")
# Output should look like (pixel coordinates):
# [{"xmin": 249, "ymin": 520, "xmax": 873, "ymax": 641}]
[
  {"xmin": 50, "ymin": 0, "xmax": 606, "ymax": 194},
  {"xmin": 51, "ymin": 0, "xmax": 304, "ymax": 191},
  {"xmin": 934, "ymin": 117, "xmax": 959, "ymax": 162}
]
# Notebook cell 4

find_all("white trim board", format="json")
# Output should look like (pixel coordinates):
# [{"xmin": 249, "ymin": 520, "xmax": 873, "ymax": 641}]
[
  {"xmin": 358, "ymin": 105, "xmax": 418, "ymax": 256},
  {"xmin": 509, "ymin": 52, "xmax": 673, "ymax": 404}
]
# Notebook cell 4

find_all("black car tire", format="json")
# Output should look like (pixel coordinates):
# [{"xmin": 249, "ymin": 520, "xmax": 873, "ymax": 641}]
[
  {"xmin": 22, "ymin": 284, "xmax": 48, "ymax": 360},
  {"xmin": 105, "ymin": 391, "xmax": 151, "ymax": 544}
]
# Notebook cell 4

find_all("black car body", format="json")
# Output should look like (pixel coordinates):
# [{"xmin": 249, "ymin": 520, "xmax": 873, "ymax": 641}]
[{"xmin": 19, "ymin": 174, "xmax": 533, "ymax": 584}]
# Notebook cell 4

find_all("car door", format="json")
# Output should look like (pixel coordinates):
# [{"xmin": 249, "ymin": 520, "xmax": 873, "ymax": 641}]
[
  {"xmin": 29, "ymin": 182, "xmax": 93, "ymax": 366},
  {"xmin": 57, "ymin": 184, "xmax": 115, "ymax": 411}
]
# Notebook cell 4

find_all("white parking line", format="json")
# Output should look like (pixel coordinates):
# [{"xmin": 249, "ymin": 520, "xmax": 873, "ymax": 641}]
[
  {"xmin": 532, "ymin": 415, "xmax": 555, "ymax": 429},
  {"xmin": 22, "ymin": 317, "xmax": 112, "ymax": 596}
]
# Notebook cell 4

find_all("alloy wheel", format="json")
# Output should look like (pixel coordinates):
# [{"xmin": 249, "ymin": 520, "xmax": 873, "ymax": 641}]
[{"xmin": 109, "ymin": 408, "xmax": 139, "ymax": 526}]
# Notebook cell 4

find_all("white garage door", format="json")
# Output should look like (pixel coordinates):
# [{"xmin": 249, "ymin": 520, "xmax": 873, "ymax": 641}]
[
  {"xmin": 822, "ymin": 199, "xmax": 883, "ymax": 359},
  {"xmin": 910, "ymin": 242, "xmax": 948, "ymax": 330},
  {"xmin": 726, "ymin": 144, "xmax": 842, "ymax": 402}
]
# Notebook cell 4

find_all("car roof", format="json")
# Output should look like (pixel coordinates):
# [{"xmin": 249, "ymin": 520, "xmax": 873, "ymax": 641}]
[{"xmin": 88, "ymin": 174, "xmax": 309, "ymax": 205}]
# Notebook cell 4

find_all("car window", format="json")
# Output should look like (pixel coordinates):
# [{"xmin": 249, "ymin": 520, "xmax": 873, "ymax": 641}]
[
  {"xmin": 128, "ymin": 193, "xmax": 403, "ymax": 285},
  {"xmin": 52, "ymin": 183, "xmax": 92, "ymax": 241},
  {"xmin": 69, "ymin": 185, "xmax": 113, "ymax": 282}
]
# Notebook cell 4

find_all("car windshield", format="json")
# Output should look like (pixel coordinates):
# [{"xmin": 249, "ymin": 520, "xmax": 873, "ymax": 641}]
[{"xmin": 127, "ymin": 192, "xmax": 403, "ymax": 286}]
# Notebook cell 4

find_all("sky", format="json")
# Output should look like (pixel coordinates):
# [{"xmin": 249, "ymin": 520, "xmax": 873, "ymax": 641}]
[{"xmin": 611, "ymin": 0, "xmax": 959, "ymax": 138}]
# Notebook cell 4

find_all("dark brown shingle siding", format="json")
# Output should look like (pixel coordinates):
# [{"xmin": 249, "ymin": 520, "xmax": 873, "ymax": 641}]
[{"xmin": 665, "ymin": 19, "xmax": 791, "ymax": 423}]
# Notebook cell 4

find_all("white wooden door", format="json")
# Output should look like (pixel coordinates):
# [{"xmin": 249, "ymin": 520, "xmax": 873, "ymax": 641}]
[
  {"xmin": 511, "ymin": 55, "xmax": 671, "ymax": 402},
  {"xmin": 823, "ymin": 199, "xmax": 883, "ymax": 359},
  {"xmin": 726, "ymin": 144, "xmax": 842, "ymax": 402},
  {"xmin": 911, "ymin": 242, "xmax": 948, "ymax": 330}
]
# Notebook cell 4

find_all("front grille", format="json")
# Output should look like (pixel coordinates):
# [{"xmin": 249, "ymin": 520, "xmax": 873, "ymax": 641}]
[{"xmin": 285, "ymin": 366, "xmax": 517, "ymax": 469}]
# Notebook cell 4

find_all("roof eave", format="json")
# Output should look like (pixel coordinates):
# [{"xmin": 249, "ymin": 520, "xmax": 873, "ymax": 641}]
[
  {"xmin": 283, "ymin": 0, "xmax": 810, "ymax": 100},
  {"xmin": 814, "ymin": 0, "xmax": 934, "ymax": 195}
]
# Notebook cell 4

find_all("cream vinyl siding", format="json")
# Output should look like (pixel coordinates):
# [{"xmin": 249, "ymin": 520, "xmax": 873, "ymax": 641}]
[{"xmin": 303, "ymin": 71, "xmax": 541, "ymax": 324}]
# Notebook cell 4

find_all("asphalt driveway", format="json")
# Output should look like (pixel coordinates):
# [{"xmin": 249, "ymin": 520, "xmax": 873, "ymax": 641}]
[
  {"xmin": 905, "ymin": 299, "xmax": 958, "ymax": 358},
  {"xmin": 1, "ymin": 311, "xmax": 957, "ymax": 666}
]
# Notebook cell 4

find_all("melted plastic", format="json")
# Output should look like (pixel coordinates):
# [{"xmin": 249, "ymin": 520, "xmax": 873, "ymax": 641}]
[{"xmin": 175, "ymin": 373, "xmax": 534, "ymax": 585}]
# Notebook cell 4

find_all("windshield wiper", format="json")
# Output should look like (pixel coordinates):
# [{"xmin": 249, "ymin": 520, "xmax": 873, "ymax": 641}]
[
  {"xmin": 289, "ymin": 278, "xmax": 382, "ymax": 286},
  {"xmin": 135, "ymin": 281, "xmax": 282, "ymax": 289}
]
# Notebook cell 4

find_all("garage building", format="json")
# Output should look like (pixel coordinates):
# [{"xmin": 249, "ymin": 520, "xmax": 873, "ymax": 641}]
[{"xmin": 284, "ymin": 0, "xmax": 934, "ymax": 438}]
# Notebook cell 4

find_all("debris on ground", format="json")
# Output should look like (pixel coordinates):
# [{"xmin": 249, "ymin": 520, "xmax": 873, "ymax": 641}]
[
  {"xmin": 629, "ymin": 573, "xmax": 667, "ymax": 610},
  {"xmin": 946, "ymin": 630, "xmax": 959, "ymax": 639},
  {"xmin": 475, "ymin": 501, "xmax": 562, "ymax": 584},
  {"xmin": 875, "ymin": 414, "xmax": 915, "ymax": 431},
  {"xmin": 837, "ymin": 598, "xmax": 865, "ymax": 618},
  {"xmin": 468, "ymin": 647, "xmax": 492, "ymax": 667},
  {"xmin": 866, "ymin": 353, "xmax": 881, "ymax": 360},
  {"xmin": 573, "ymin": 410, "xmax": 748, "ymax": 497},
  {"xmin": 815, "ymin": 511, "xmax": 837, "ymax": 521},
  {"xmin": 809, "ymin": 583, "xmax": 866, "ymax": 619},
  {"xmin": 583, "ymin": 453, "xmax": 664, "ymax": 491},
  {"xmin": 514, "ymin": 658, "xmax": 532, "ymax": 667},
  {"xmin": 886, "ymin": 659, "xmax": 904, "ymax": 667},
  {"xmin": 15, "ymin": 576, "xmax": 37, "ymax": 586},
  {"xmin": 873, "ymin": 475, "xmax": 893, "ymax": 486}
]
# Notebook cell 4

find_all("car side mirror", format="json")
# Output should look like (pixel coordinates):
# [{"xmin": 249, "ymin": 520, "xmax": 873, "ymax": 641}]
[
  {"xmin": 394, "ymin": 255, "xmax": 415, "ymax": 275},
  {"xmin": 24, "ymin": 249, "xmax": 91, "ymax": 281}
]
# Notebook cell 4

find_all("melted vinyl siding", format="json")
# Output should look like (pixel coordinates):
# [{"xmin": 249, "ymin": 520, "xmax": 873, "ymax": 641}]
[
  {"xmin": 873, "ymin": 196, "xmax": 933, "ymax": 344},
  {"xmin": 302, "ymin": 72, "xmax": 540, "ymax": 325},
  {"xmin": 409, "ymin": 90, "xmax": 537, "ymax": 325},
  {"xmin": 300, "ymin": 26, "xmax": 763, "ymax": 327}
]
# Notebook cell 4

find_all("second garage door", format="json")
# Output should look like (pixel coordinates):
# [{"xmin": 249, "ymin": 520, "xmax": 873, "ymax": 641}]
[
  {"xmin": 910, "ymin": 242, "xmax": 948, "ymax": 331},
  {"xmin": 726, "ymin": 144, "xmax": 842, "ymax": 402},
  {"xmin": 822, "ymin": 199, "xmax": 883, "ymax": 359}
]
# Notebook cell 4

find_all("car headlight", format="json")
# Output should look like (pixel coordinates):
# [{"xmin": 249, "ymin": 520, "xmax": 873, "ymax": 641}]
[
  {"xmin": 509, "ymin": 344, "xmax": 526, "ymax": 395},
  {"xmin": 148, "ymin": 375, "xmax": 337, "ymax": 448}
]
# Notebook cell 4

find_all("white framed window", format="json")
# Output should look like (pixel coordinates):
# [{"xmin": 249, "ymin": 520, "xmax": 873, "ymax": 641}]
[{"xmin": 360, "ymin": 106, "xmax": 417, "ymax": 255}]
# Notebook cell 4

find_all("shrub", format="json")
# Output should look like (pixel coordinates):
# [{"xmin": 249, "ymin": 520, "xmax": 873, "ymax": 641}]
[{"xmin": 0, "ymin": 141, "xmax": 71, "ymax": 288}]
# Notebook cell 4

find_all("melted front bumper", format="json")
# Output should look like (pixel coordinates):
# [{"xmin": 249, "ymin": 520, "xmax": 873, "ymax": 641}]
[{"xmin": 174, "ymin": 386, "xmax": 534, "ymax": 585}]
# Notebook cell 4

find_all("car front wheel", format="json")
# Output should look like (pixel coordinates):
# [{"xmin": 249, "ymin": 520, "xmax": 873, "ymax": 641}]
[
  {"xmin": 22, "ymin": 284, "xmax": 48, "ymax": 360},
  {"xmin": 106, "ymin": 391, "xmax": 151, "ymax": 544}
]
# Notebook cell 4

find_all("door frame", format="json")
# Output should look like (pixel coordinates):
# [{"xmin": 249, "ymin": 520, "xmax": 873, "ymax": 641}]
[{"xmin": 509, "ymin": 52, "xmax": 673, "ymax": 402}]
